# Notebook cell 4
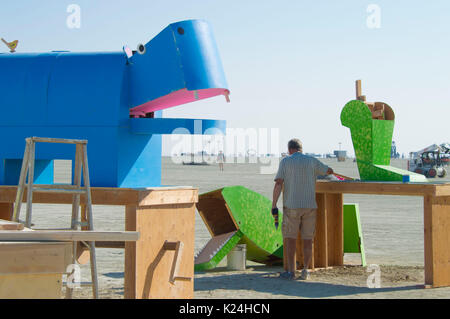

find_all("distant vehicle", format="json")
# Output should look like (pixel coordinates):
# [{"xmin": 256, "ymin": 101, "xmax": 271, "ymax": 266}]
[
  {"xmin": 333, "ymin": 150, "xmax": 347, "ymax": 162},
  {"xmin": 408, "ymin": 143, "xmax": 450, "ymax": 178}
]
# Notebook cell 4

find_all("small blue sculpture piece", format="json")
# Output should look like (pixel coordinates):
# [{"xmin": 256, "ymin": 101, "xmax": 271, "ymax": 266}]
[{"xmin": 0, "ymin": 20, "xmax": 229, "ymax": 187}]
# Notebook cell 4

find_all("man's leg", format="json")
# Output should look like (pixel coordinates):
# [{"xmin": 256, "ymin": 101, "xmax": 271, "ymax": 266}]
[
  {"xmin": 285, "ymin": 237, "xmax": 297, "ymax": 273},
  {"xmin": 302, "ymin": 239, "xmax": 313, "ymax": 269},
  {"xmin": 299, "ymin": 209, "xmax": 317, "ymax": 279},
  {"xmin": 281, "ymin": 207, "xmax": 301, "ymax": 279}
]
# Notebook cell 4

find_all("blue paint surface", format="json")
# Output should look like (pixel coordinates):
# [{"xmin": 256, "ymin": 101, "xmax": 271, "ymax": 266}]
[{"xmin": 0, "ymin": 20, "xmax": 228, "ymax": 187}]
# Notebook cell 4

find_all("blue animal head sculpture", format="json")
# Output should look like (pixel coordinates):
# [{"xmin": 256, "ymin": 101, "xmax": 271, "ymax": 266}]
[
  {"xmin": 128, "ymin": 20, "xmax": 229, "ymax": 117},
  {"xmin": 0, "ymin": 19, "xmax": 229, "ymax": 187}
]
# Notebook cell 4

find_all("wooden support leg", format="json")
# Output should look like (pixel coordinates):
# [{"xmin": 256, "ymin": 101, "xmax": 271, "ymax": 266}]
[
  {"xmin": 125, "ymin": 203, "xmax": 195, "ymax": 299},
  {"xmin": 295, "ymin": 232, "xmax": 304, "ymax": 270},
  {"xmin": 326, "ymin": 193, "xmax": 344, "ymax": 266},
  {"xmin": 0, "ymin": 203, "xmax": 13, "ymax": 221},
  {"xmin": 314, "ymin": 193, "xmax": 328, "ymax": 268},
  {"xmin": 124, "ymin": 205, "xmax": 137, "ymax": 299},
  {"xmin": 76, "ymin": 204, "xmax": 90, "ymax": 265},
  {"xmin": 424, "ymin": 196, "xmax": 450, "ymax": 288}
]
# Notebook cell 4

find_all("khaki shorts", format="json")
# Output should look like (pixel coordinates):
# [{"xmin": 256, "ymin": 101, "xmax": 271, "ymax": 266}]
[{"xmin": 282, "ymin": 207, "xmax": 317, "ymax": 240}]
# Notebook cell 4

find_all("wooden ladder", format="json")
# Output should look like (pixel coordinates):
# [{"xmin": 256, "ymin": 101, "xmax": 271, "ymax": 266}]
[{"xmin": 12, "ymin": 137, "xmax": 99, "ymax": 299}]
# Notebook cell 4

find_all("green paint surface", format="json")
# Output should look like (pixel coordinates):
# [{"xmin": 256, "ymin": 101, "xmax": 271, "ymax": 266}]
[
  {"xmin": 341, "ymin": 100, "xmax": 427, "ymax": 182},
  {"xmin": 222, "ymin": 186, "xmax": 284, "ymax": 261},
  {"xmin": 195, "ymin": 186, "xmax": 284, "ymax": 270},
  {"xmin": 343, "ymin": 203, "xmax": 366, "ymax": 266}
]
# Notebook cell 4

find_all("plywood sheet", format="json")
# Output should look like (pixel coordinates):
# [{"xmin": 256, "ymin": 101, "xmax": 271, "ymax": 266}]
[
  {"xmin": 0, "ymin": 241, "xmax": 72, "ymax": 274},
  {"xmin": 0, "ymin": 273, "xmax": 62, "ymax": 299}
]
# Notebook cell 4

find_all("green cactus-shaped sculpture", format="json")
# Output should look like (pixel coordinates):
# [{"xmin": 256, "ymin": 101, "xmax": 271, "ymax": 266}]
[{"xmin": 341, "ymin": 82, "xmax": 426, "ymax": 182}]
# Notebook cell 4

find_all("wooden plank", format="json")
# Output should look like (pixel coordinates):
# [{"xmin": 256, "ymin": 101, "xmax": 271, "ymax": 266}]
[
  {"xmin": 0, "ymin": 186, "xmax": 140, "ymax": 205},
  {"xmin": 75, "ymin": 204, "xmax": 90, "ymax": 265},
  {"xmin": 424, "ymin": 195, "xmax": 450, "ymax": 287},
  {"xmin": 423, "ymin": 195, "xmax": 434, "ymax": 286},
  {"xmin": 95, "ymin": 241, "xmax": 125, "ymax": 248},
  {"xmin": 295, "ymin": 232, "xmax": 304, "ymax": 270},
  {"xmin": 355, "ymin": 80, "xmax": 362, "ymax": 99},
  {"xmin": 0, "ymin": 273, "xmax": 62, "ymax": 299},
  {"xmin": 32, "ymin": 188, "xmax": 85, "ymax": 194},
  {"xmin": 372, "ymin": 109, "xmax": 384, "ymax": 119},
  {"xmin": 25, "ymin": 140, "xmax": 35, "ymax": 227},
  {"xmin": 433, "ymin": 186, "xmax": 450, "ymax": 197},
  {"xmin": 326, "ymin": 193, "xmax": 344, "ymax": 266},
  {"xmin": 0, "ymin": 241, "xmax": 72, "ymax": 274},
  {"xmin": 29, "ymin": 137, "xmax": 87, "ymax": 144},
  {"xmin": 133, "ymin": 203, "xmax": 195, "ymax": 299},
  {"xmin": 196, "ymin": 195, "xmax": 237, "ymax": 236},
  {"xmin": 32, "ymin": 184, "xmax": 85, "ymax": 190},
  {"xmin": 12, "ymin": 141, "xmax": 30, "ymax": 222},
  {"xmin": 0, "ymin": 219, "xmax": 24, "ymax": 230},
  {"xmin": 314, "ymin": 193, "xmax": 328, "ymax": 268},
  {"xmin": 0, "ymin": 230, "xmax": 139, "ymax": 242},
  {"xmin": 316, "ymin": 181, "xmax": 439, "ymax": 197},
  {"xmin": 125, "ymin": 205, "xmax": 137, "ymax": 299},
  {"xmin": 138, "ymin": 189, "xmax": 198, "ymax": 206},
  {"xmin": 0, "ymin": 203, "xmax": 13, "ymax": 221},
  {"xmin": 0, "ymin": 186, "xmax": 199, "ymax": 206}
]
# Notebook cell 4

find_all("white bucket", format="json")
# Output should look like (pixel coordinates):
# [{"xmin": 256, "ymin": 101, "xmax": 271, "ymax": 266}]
[{"xmin": 227, "ymin": 244, "xmax": 247, "ymax": 271}]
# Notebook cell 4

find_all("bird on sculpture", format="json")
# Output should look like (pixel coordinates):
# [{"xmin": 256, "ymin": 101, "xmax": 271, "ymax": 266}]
[{"xmin": 1, "ymin": 38, "xmax": 19, "ymax": 53}]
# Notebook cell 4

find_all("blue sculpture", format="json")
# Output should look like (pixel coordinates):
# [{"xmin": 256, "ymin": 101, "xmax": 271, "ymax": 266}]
[{"xmin": 0, "ymin": 20, "xmax": 229, "ymax": 187}]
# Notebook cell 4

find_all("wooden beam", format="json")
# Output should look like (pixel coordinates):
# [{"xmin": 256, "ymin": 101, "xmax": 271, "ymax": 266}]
[
  {"xmin": 316, "ymin": 181, "xmax": 440, "ymax": 197},
  {"xmin": 424, "ymin": 195, "xmax": 450, "ymax": 287},
  {"xmin": 0, "ymin": 186, "xmax": 199, "ymax": 206},
  {"xmin": 132, "ymin": 203, "xmax": 195, "ymax": 299},
  {"xmin": 125, "ymin": 205, "xmax": 137, "ymax": 299},
  {"xmin": 28, "ymin": 137, "xmax": 87, "ymax": 144},
  {"xmin": 0, "ymin": 273, "xmax": 63, "ymax": 299},
  {"xmin": 0, "ymin": 219, "xmax": 24, "ymax": 230},
  {"xmin": 355, "ymin": 80, "xmax": 362, "ymax": 99},
  {"xmin": 326, "ymin": 193, "xmax": 344, "ymax": 266},
  {"xmin": 138, "ymin": 189, "xmax": 198, "ymax": 206},
  {"xmin": 0, "ymin": 203, "xmax": 13, "ymax": 221},
  {"xmin": 0, "ymin": 230, "xmax": 140, "ymax": 242},
  {"xmin": 95, "ymin": 241, "xmax": 125, "ymax": 249},
  {"xmin": 0, "ymin": 241, "xmax": 72, "ymax": 274},
  {"xmin": 314, "ymin": 193, "xmax": 328, "ymax": 268}
]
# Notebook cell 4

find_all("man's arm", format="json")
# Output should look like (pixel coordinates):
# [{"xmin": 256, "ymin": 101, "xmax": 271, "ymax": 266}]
[
  {"xmin": 272, "ymin": 178, "xmax": 283, "ymax": 209},
  {"xmin": 315, "ymin": 159, "xmax": 333, "ymax": 176}
]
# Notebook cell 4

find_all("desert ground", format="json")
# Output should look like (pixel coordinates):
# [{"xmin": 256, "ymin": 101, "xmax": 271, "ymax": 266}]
[{"xmin": 27, "ymin": 156, "xmax": 450, "ymax": 299}]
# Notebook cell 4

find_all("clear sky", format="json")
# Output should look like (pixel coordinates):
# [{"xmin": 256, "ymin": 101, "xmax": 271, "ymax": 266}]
[{"xmin": 2, "ymin": 1, "xmax": 450, "ymax": 157}]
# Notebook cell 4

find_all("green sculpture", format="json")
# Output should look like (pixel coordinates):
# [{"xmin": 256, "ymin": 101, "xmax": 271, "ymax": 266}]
[
  {"xmin": 343, "ymin": 204, "xmax": 366, "ymax": 266},
  {"xmin": 341, "ymin": 80, "xmax": 427, "ymax": 182},
  {"xmin": 194, "ymin": 186, "xmax": 284, "ymax": 271}
]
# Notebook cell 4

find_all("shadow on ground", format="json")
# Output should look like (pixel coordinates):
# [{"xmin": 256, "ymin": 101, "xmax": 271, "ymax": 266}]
[{"xmin": 194, "ymin": 266, "xmax": 422, "ymax": 298}]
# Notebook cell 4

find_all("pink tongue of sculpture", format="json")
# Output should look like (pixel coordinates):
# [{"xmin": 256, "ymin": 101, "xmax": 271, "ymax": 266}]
[{"xmin": 130, "ymin": 88, "xmax": 230, "ymax": 117}]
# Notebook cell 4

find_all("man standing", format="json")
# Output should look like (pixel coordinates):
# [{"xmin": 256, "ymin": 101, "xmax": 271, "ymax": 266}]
[
  {"xmin": 217, "ymin": 150, "xmax": 225, "ymax": 171},
  {"xmin": 272, "ymin": 139, "xmax": 333, "ymax": 280}
]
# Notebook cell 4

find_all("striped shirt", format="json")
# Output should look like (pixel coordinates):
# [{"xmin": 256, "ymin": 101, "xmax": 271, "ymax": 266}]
[{"xmin": 274, "ymin": 152, "xmax": 329, "ymax": 209}]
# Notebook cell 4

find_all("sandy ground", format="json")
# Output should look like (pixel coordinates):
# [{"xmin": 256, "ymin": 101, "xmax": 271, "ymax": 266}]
[{"xmin": 27, "ymin": 157, "xmax": 450, "ymax": 299}]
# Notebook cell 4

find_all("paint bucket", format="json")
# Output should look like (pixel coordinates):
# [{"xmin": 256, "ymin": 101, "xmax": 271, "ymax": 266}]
[{"xmin": 227, "ymin": 244, "xmax": 246, "ymax": 271}]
